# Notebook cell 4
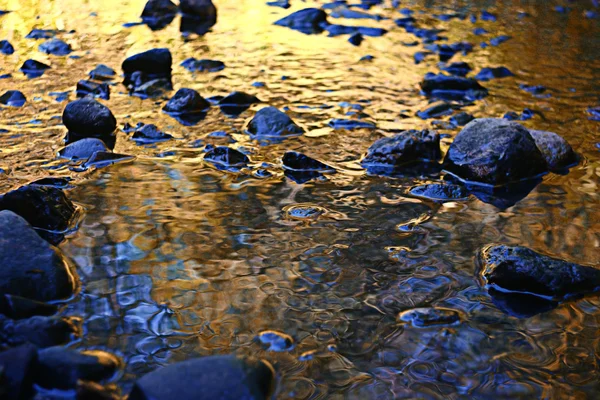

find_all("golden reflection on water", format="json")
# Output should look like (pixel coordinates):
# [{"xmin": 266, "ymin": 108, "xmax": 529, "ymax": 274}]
[{"xmin": 1, "ymin": 0, "xmax": 600, "ymax": 398}]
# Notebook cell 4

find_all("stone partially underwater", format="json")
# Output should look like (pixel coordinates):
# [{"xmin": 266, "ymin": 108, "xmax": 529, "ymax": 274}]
[{"xmin": 122, "ymin": 48, "xmax": 173, "ymax": 98}]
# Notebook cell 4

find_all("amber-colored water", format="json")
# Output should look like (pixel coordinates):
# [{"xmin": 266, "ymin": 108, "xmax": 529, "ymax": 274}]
[{"xmin": 1, "ymin": 0, "xmax": 600, "ymax": 398}]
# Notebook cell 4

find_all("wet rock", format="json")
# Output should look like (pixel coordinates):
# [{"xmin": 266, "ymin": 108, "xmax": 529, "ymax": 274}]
[
  {"xmin": 179, "ymin": 0, "xmax": 217, "ymax": 35},
  {"xmin": 449, "ymin": 111, "xmax": 474, "ymax": 127},
  {"xmin": 63, "ymin": 98, "xmax": 117, "ymax": 147},
  {"xmin": 83, "ymin": 152, "xmax": 134, "ymax": 169},
  {"xmin": 37, "ymin": 347, "xmax": 121, "ymax": 390},
  {"xmin": 488, "ymin": 287, "xmax": 558, "ymax": 318},
  {"xmin": 283, "ymin": 204, "xmax": 327, "ymax": 220},
  {"xmin": 359, "ymin": 54, "xmax": 374, "ymax": 62},
  {"xmin": 479, "ymin": 245, "xmax": 600, "ymax": 300},
  {"xmin": 425, "ymin": 42, "xmax": 473, "ymax": 62},
  {"xmin": 480, "ymin": 10, "xmax": 497, "ymax": 21},
  {"xmin": 267, "ymin": 0, "xmax": 290, "ymax": 9},
  {"xmin": 348, "ymin": 33, "xmax": 364, "ymax": 46},
  {"xmin": 38, "ymin": 39, "xmax": 72, "ymax": 56},
  {"xmin": 30, "ymin": 177, "xmax": 73, "ymax": 189},
  {"xmin": 0, "ymin": 210, "xmax": 76, "ymax": 301},
  {"xmin": 163, "ymin": 88, "xmax": 210, "ymax": 114},
  {"xmin": 219, "ymin": 91, "xmax": 260, "ymax": 116},
  {"xmin": 326, "ymin": 25, "xmax": 387, "ymax": 37},
  {"xmin": 274, "ymin": 8, "xmax": 329, "ymax": 35},
  {"xmin": 129, "ymin": 355, "xmax": 274, "ymax": 400},
  {"xmin": 180, "ymin": 58, "xmax": 225, "ymax": 72},
  {"xmin": 489, "ymin": 35, "xmax": 511, "ymax": 46},
  {"xmin": 420, "ymin": 73, "xmax": 488, "ymax": 101},
  {"xmin": 246, "ymin": 106, "xmax": 304, "ymax": 139},
  {"xmin": 89, "ymin": 64, "xmax": 116, "ymax": 81},
  {"xmin": 362, "ymin": 130, "xmax": 441, "ymax": 169},
  {"xmin": 0, "ymin": 344, "xmax": 38, "ymax": 400},
  {"xmin": 474, "ymin": 66, "xmax": 514, "ymax": 81},
  {"xmin": 76, "ymin": 80, "xmax": 110, "ymax": 100},
  {"xmin": 141, "ymin": 0, "xmax": 178, "ymax": 30},
  {"xmin": 329, "ymin": 119, "xmax": 376, "ymax": 129},
  {"xmin": 409, "ymin": 183, "xmax": 469, "ymax": 202},
  {"xmin": 0, "ymin": 40, "xmax": 14, "ymax": 55},
  {"xmin": 132, "ymin": 124, "xmax": 173, "ymax": 144},
  {"xmin": 204, "ymin": 146, "xmax": 249, "ymax": 169},
  {"xmin": 26, "ymin": 29, "xmax": 57, "ymax": 39},
  {"xmin": 59, "ymin": 138, "xmax": 109, "ymax": 160},
  {"xmin": 282, "ymin": 151, "xmax": 334, "ymax": 172},
  {"xmin": 529, "ymin": 130, "xmax": 577, "ymax": 171},
  {"xmin": 398, "ymin": 307, "xmax": 464, "ymax": 327},
  {"xmin": 443, "ymin": 118, "xmax": 547, "ymax": 185},
  {"xmin": 439, "ymin": 61, "xmax": 472, "ymax": 77},
  {"xmin": 416, "ymin": 102, "xmax": 454, "ymax": 119},
  {"xmin": 257, "ymin": 330, "xmax": 295, "ymax": 352},
  {"xmin": 588, "ymin": 106, "xmax": 600, "ymax": 121},
  {"xmin": 20, "ymin": 59, "xmax": 50, "ymax": 78},
  {"xmin": 519, "ymin": 84, "xmax": 546, "ymax": 95},
  {"xmin": 0, "ymin": 315, "xmax": 78, "ymax": 348},
  {"xmin": 122, "ymin": 48, "xmax": 172, "ymax": 91},
  {"xmin": 0, "ymin": 294, "xmax": 59, "ymax": 320},
  {"xmin": 0, "ymin": 90, "xmax": 26, "ymax": 107}
]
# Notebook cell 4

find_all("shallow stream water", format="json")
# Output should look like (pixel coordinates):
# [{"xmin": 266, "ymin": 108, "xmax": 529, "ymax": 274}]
[{"xmin": 1, "ymin": 0, "xmax": 600, "ymax": 398}]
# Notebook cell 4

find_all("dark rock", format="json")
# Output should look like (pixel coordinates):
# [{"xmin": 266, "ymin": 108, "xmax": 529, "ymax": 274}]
[
  {"xmin": 409, "ymin": 183, "xmax": 469, "ymax": 202},
  {"xmin": 348, "ymin": 33, "xmax": 364, "ymax": 46},
  {"xmin": 62, "ymin": 98, "xmax": 117, "ymax": 146},
  {"xmin": 37, "ymin": 347, "xmax": 121, "ymax": 390},
  {"xmin": 0, "ymin": 40, "xmax": 14, "ymax": 55},
  {"xmin": 204, "ymin": 146, "xmax": 249, "ymax": 169},
  {"xmin": 26, "ymin": 29, "xmax": 57, "ymax": 39},
  {"xmin": 529, "ymin": 130, "xmax": 577, "ymax": 171},
  {"xmin": 76, "ymin": 80, "xmax": 110, "ymax": 100},
  {"xmin": 0, "ymin": 315, "xmax": 78, "ymax": 348},
  {"xmin": 420, "ymin": 73, "xmax": 488, "ymax": 101},
  {"xmin": 416, "ymin": 102, "xmax": 454, "ymax": 119},
  {"xmin": 443, "ymin": 118, "xmax": 547, "ymax": 185},
  {"xmin": 474, "ymin": 66, "xmax": 514, "ymax": 81},
  {"xmin": 0, "ymin": 210, "xmax": 76, "ymax": 301},
  {"xmin": 38, "ymin": 39, "xmax": 72, "ymax": 56},
  {"xmin": 439, "ymin": 61, "xmax": 472, "ymax": 77},
  {"xmin": 325, "ymin": 25, "xmax": 387, "ymax": 37},
  {"xmin": 480, "ymin": 10, "xmax": 497, "ymax": 21},
  {"xmin": 141, "ymin": 0, "xmax": 178, "ymax": 30},
  {"xmin": 219, "ymin": 91, "xmax": 260, "ymax": 106},
  {"xmin": 449, "ymin": 112, "xmax": 474, "ymax": 127},
  {"xmin": 83, "ymin": 152, "xmax": 134, "ymax": 169},
  {"xmin": 362, "ymin": 130, "xmax": 441, "ymax": 169},
  {"xmin": 163, "ymin": 88, "xmax": 210, "ymax": 114},
  {"xmin": 179, "ymin": 0, "xmax": 217, "ymax": 34},
  {"xmin": 59, "ymin": 138, "xmax": 109, "ymax": 160},
  {"xmin": 0, "ymin": 90, "xmax": 26, "ymax": 107},
  {"xmin": 0, "ymin": 344, "xmax": 38, "ymax": 400},
  {"xmin": 89, "ymin": 64, "xmax": 116, "ymax": 81},
  {"xmin": 132, "ymin": 124, "xmax": 173, "ymax": 144},
  {"xmin": 267, "ymin": 0, "xmax": 290, "ymax": 9},
  {"xmin": 274, "ymin": 8, "xmax": 329, "ymax": 35},
  {"xmin": 479, "ymin": 245, "xmax": 600, "ymax": 300},
  {"xmin": 129, "ymin": 355, "xmax": 274, "ymax": 400},
  {"xmin": 181, "ymin": 58, "xmax": 225, "ymax": 72},
  {"xmin": 246, "ymin": 106, "xmax": 304, "ymax": 140},
  {"xmin": 122, "ymin": 48, "xmax": 172, "ymax": 90},
  {"xmin": 20, "ymin": 59, "xmax": 50, "ymax": 78},
  {"xmin": 0, "ymin": 185, "xmax": 77, "ymax": 242},
  {"xmin": 519, "ymin": 84, "xmax": 546, "ymax": 95},
  {"xmin": 0, "ymin": 294, "xmax": 59, "ymax": 320},
  {"xmin": 282, "ymin": 151, "xmax": 334, "ymax": 172},
  {"xmin": 30, "ymin": 177, "xmax": 73, "ymax": 189},
  {"xmin": 76, "ymin": 381, "xmax": 120, "ymax": 400},
  {"xmin": 359, "ymin": 55, "xmax": 374, "ymax": 62},
  {"xmin": 130, "ymin": 77, "xmax": 172, "ymax": 99},
  {"xmin": 488, "ymin": 287, "xmax": 558, "ymax": 318},
  {"xmin": 329, "ymin": 119, "xmax": 376, "ymax": 129},
  {"xmin": 398, "ymin": 307, "xmax": 464, "ymax": 327}
]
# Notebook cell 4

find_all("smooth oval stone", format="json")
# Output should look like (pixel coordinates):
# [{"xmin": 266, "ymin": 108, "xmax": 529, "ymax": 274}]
[
  {"xmin": 76, "ymin": 80, "xmax": 110, "ymax": 100},
  {"xmin": 122, "ymin": 48, "xmax": 172, "ymax": 87},
  {"xmin": 0, "ymin": 210, "xmax": 76, "ymax": 302},
  {"xmin": 0, "ymin": 314, "xmax": 79, "ymax": 348},
  {"xmin": 180, "ymin": 58, "xmax": 225, "ymax": 72},
  {"xmin": 362, "ymin": 130, "xmax": 441, "ymax": 168},
  {"xmin": 479, "ymin": 244, "xmax": 600, "ymax": 300},
  {"xmin": 0, "ymin": 39, "xmax": 14, "ymax": 55},
  {"xmin": 37, "ymin": 347, "xmax": 121, "ymax": 390},
  {"xmin": 420, "ymin": 73, "xmax": 488, "ymax": 101},
  {"xmin": 474, "ymin": 66, "xmax": 514, "ymax": 81},
  {"xmin": 398, "ymin": 307, "xmax": 464, "ymax": 327},
  {"xmin": 0, "ymin": 294, "xmax": 59, "ymax": 320},
  {"xmin": 132, "ymin": 124, "xmax": 173, "ymax": 144},
  {"xmin": 62, "ymin": 98, "xmax": 117, "ymax": 137},
  {"xmin": 0, "ymin": 344, "xmax": 38, "ymax": 400},
  {"xmin": 282, "ymin": 151, "xmax": 334, "ymax": 172},
  {"xmin": 246, "ymin": 106, "xmax": 304, "ymax": 139},
  {"xmin": 129, "ymin": 355, "xmax": 275, "ymax": 400},
  {"xmin": 59, "ymin": 138, "xmax": 109, "ymax": 160},
  {"xmin": 409, "ymin": 183, "xmax": 469, "ymax": 202},
  {"xmin": 204, "ymin": 146, "xmax": 249, "ymax": 168},
  {"xmin": 0, "ymin": 90, "xmax": 27, "ymax": 107},
  {"xmin": 38, "ymin": 39, "xmax": 72, "ymax": 56},
  {"xmin": 257, "ymin": 330, "xmax": 295, "ymax": 352},
  {"xmin": 163, "ymin": 88, "xmax": 210, "ymax": 114},
  {"xmin": 443, "ymin": 118, "xmax": 548, "ymax": 185},
  {"xmin": 529, "ymin": 129, "xmax": 577, "ymax": 171},
  {"xmin": 274, "ymin": 8, "xmax": 329, "ymax": 34}
]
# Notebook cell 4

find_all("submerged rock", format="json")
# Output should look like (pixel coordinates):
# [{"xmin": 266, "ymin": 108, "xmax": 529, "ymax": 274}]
[
  {"xmin": 132, "ymin": 124, "xmax": 173, "ymax": 144},
  {"xmin": 398, "ymin": 307, "xmax": 464, "ymax": 327},
  {"xmin": 219, "ymin": 91, "xmax": 260, "ymax": 116},
  {"xmin": 88, "ymin": 64, "xmax": 116, "ymax": 81},
  {"xmin": 246, "ymin": 106, "xmax": 304, "ymax": 139},
  {"xmin": 38, "ymin": 39, "xmax": 72, "ymax": 56},
  {"xmin": 283, "ymin": 204, "xmax": 327, "ymax": 220},
  {"xmin": 443, "ymin": 118, "xmax": 547, "ymax": 185},
  {"xmin": 163, "ymin": 88, "xmax": 210, "ymax": 114},
  {"xmin": 529, "ymin": 129, "xmax": 577, "ymax": 171},
  {"xmin": 20, "ymin": 59, "xmax": 51, "ymax": 78},
  {"xmin": 0, "ymin": 210, "xmax": 76, "ymax": 302},
  {"xmin": 439, "ymin": 61, "xmax": 472, "ymax": 77},
  {"xmin": 180, "ymin": 58, "xmax": 225, "ymax": 72},
  {"xmin": 416, "ymin": 102, "xmax": 454, "ymax": 119},
  {"xmin": 83, "ymin": 152, "xmax": 134, "ymax": 169},
  {"xmin": 449, "ymin": 112, "xmax": 474, "ymax": 127},
  {"xmin": 329, "ymin": 119, "xmax": 376, "ymax": 129},
  {"xmin": 37, "ymin": 347, "xmax": 121, "ymax": 390},
  {"xmin": 0, "ymin": 294, "xmax": 59, "ymax": 320},
  {"xmin": 282, "ymin": 151, "xmax": 334, "ymax": 172},
  {"xmin": 474, "ymin": 66, "xmax": 514, "ymax": 81},
  {"xmin": 479, "ymin": 245, "xmax": 600, "ymax": 300},
  {"xmin": 325, "ymin": 24, "xmax": 387, "ymax": 37},
  {"xmin": 122, "ymin": 48, "xmax": 172, "ymax": 94},
  {"xmin": 25, "ymin": 29, "xmax": 57, "ymax": 39},
  {"xmin": 274, "ymin": 8, "xmax": 329, "ymax": 34},
  {"xmin": 257, "ymin": 330, "xmax": 295, "ymax": 352},
  {"xmin": 129, "ymin": 355, "xmax": 274, "ymax": 400},
  {"xmin": 409, "ymin": 183, "xmax": 469, "ymax": 202},
  {"xmin": 420, "ymin": 73, "xmax": 488, "ymax": 101},
  {"xmin": 76, "ymin": 80, "xmax": 110, "ymax": 100},
  {"xmin": 0, "ymin": 39, "xmax": 14, "ymax": 55},
  {"xmin": 0, "ymin": 314, "xmax": 78, "ymax": 348},
  {"xmin": 0, "ymin": 344, "xmax": 38, "ymax": 400},
  {"xmin": 362, "ymin": 130, "xmax": 441, "ymax": 169},
  {"xmin": 0, "ymin": 90, "xmax": 26, "ymax": 107},
  {"xmin": 204, "ymin": 146, "xmax": 249, "ymax": 169},
  {"xmin": 141, "ymin": 0, "xmax": 178, "ymax": 30},
  {"xmin": 179, "ymin": 0, "xmax": 217, "ymax": 35},
  {"xmin": 59, "ymin": 138, "xmax": 109, "ymax": 160}
]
